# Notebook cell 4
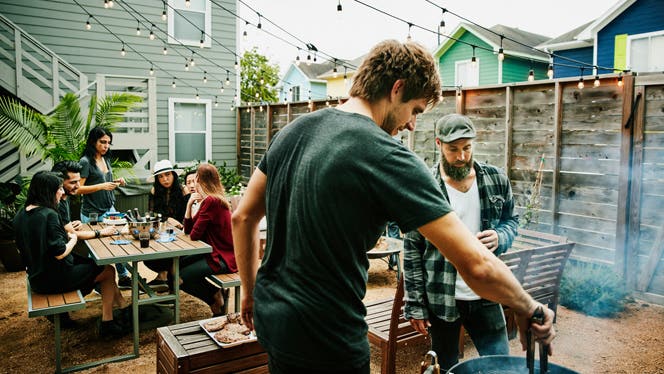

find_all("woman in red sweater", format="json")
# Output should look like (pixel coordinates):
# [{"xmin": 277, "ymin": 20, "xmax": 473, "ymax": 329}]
[{"xmin": 182, "ymin": 163, "xmax": 236, "ymax": 316}]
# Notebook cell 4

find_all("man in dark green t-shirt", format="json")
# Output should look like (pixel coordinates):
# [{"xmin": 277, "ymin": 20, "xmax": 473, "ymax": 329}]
[{"xmin": 232, "ymin": 40, "xmax": 557, "ymax": 374}]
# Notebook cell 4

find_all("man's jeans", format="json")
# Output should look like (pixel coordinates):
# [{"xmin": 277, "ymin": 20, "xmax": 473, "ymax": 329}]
[{"xmin": 428, "ymin": 299, "xmax": 509, "ymax": 370}]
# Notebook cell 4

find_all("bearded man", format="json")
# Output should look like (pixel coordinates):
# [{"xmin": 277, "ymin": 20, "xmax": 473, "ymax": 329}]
[{"xmin": 403, "ymin": 113, "xmax": 519, "ymax": 370}]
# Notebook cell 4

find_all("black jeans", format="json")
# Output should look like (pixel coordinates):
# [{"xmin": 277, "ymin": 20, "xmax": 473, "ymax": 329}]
[
  {"xmin": 267, "ymin": 353, "xmax": 370, "ymax": 374},
  {"xmin": 429, "ymin": 299, "xmax": 509, "ymax": 370}
]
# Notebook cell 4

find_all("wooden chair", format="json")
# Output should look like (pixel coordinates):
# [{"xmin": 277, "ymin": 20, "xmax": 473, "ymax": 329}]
[
  {"xmin": 365, "ymin": 274, "xmax": 429, "ymax": 374},
  {"xmin": 458, "ymin": 230, "xmax": 575, "ymax": 355}
]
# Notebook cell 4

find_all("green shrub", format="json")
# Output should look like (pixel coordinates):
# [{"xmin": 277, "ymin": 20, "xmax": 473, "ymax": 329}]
[{"xmin": 559, "ymin": 260, "xmax": 629, "ymax": 317}]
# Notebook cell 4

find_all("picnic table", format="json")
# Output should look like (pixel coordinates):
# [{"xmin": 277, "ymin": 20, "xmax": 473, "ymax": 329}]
[{"xmin": 84, "ymin": 223, "xmax": 212, "ymax": 360}]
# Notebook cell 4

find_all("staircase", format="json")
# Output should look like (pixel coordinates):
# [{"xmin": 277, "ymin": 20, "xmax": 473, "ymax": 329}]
[{"xmin": 0, "ymin": 13, "xmax": 156, "ymax": 181}]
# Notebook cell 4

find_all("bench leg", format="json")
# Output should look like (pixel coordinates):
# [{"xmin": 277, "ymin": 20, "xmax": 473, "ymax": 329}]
[{"xmin": 54, "ymin": 314, "xmax": 62, "ymax": 373}]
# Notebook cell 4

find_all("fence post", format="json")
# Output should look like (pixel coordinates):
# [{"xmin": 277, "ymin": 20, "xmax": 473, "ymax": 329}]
[{"xmin": 550, "ymin": 81, "xmax": 563, "ymax": 233}]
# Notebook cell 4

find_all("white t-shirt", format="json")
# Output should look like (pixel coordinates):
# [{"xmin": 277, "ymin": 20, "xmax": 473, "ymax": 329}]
[{"xmin": 444, "ymin": 178, "xmax": 482, "ymax": 301}]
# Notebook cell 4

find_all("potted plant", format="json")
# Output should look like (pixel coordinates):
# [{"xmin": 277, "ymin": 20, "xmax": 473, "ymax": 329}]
[{"xmin": 0, "ymin": 178, "xmax": 25, "ymax": 271}]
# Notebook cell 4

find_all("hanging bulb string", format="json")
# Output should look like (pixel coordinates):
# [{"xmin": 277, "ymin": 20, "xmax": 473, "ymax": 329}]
[
  {"xmin": 422, "ymin": 0, "xmax": 621, "ymax": 74},
  {"xmin": 73, "ymin": 0, "xmax": 246, "ymax": 102},
  {"xmin": 235, "ymin": 0, "xmax": 358, "ymax": 71}
]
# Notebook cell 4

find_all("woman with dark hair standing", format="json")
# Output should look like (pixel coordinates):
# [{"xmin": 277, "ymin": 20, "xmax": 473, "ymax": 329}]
[
  {"xmin": 180, "ymin": 163, "xmax": 236, "ymax": 316},
  {"xmin": 77, "ymin": 127, "xmax": 132, "ymax": 286},
  {"xmin": 14, "ymin": 171, "xmax": 129, "ymax": 338}
]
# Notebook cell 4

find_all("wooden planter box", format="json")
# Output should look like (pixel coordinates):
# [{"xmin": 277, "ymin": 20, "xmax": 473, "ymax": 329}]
[{"xmin": 156, "ymin": 319, "xmax": 268, "ymax": 374}]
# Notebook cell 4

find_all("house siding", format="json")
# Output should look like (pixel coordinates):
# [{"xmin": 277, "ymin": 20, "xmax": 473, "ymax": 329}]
[
  {"xmin": 553, "ymin": 47, "xmax": 593, "ymax": 78},
  {"xmin": 503, "ymin": 58, "xmax": 549, "ymax": 82},
  {"xmin": 0, "ymin": 0, "xmax": 238, "ymax": 167},
  {"xmin": 439, "ymin": 31, "xmax": 499, "ymax": 86},
  {"xmin": 596, "ymin": 0, "xmax": 664, "ymax": 74}
]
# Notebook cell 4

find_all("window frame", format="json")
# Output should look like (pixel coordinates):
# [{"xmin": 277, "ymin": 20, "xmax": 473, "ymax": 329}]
[
  {"xmin": 167, "ymin": 0, "xmax": 212, "ymax": 48},
  {"xmin": 292, "ymin": 86, "xmax": 301, "ymax": 102},
  {"xmin": 168, "ymin": 97, "xmax": 212, "ymax": 166},
  {"xmin": 626, "ymin": 30, "xmax": 664, "ymax": 73}
]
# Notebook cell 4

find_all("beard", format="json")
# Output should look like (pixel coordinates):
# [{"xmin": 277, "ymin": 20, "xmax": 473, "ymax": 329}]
[{"xmin": 442, "ymin": 156, "xmax": 473, "ymax": 181}]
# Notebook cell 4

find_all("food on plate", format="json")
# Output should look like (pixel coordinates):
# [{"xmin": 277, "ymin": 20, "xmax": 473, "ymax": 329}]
[
  {"xmin": 224, "ymin": 322, "xmax": 251, "ymax": 335},
  {"xmin": 214, "ymin": 329, "xmax": 250, "ymax": 344},
  {"xmin": 203, "ymin": 318, "xmax": 228, "ymax": 332},
  {"xmin": 226, "ymin": 312, "xmax": 242, "ymax": 324}
]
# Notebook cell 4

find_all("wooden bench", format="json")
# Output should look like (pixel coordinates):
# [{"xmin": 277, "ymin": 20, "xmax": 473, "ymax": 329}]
[
  {"xmin": 156, "ymin": 319, "xmax": 268, "ymax": 373},
  {"xmin": 27, "ymin": 282, "xmax": 86, "ymax": 373},
  {"xmin": 459, "ymin": 229, "xmax": 575, "ymax": 354},
  {"xmin": 207, "ymin": 272, "xmax": 241, "ymax": 313},
  {"xmin": 365, "ymin": 274, "xmax": 429, "ymax": 374}
]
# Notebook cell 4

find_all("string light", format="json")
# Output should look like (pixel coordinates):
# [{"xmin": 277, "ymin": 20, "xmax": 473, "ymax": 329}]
[
  {"xmin": 333, "ymin": 65, "xmax": 338, "ymax": 78},
  {"xmin": 406, "ymin": 23, "xmax": 413, "ymax": 41},
  {"xmin": 225, "ymin": 71, "xmax": 230, "ymax": 86},
  {"xmin": 149, "ymin": 64, "xmax": 154, "ymax": 76},
  {"xmin": 593, "ymin": 74, "xmax": 600, "ymax": 87},
  {"xmin": 243, "ymin": 22, "xmax": 248, "ymax": 41},
  {"xmin": 337, "ymin": 0, "xmax": 342, "ymax": 12},
  {"xmin": 163, "ymin": 46, "xmax": 168, "ymax": 55},
  {"xmin": 214, "ymin": 96, "xmax": 219, "ymax": 107},
  {"xmin": 471, "ymin": 46, "xmax": 476, "ymax": 67},
  {"xmin": 185, "ymin": 0, "xmax": 190, "ymax": 8},
  {"xmin": 200, "ymin": 31, "xmax": 205, "ymax": 48},
  {"xmin": 220, "ymin": 85, "xmax": 225, "ymax": 94},
  {"xmin": 547, "ymin": 64, "xmax": 554, "ymax": 79},
  {"xmin": 306, "ymin": 52, "xmax": 312, "ymax": 66},
  {"xmin": 195, "ymin": 90, "xmax": 200, "ymax": 100},
  {"xmin": 104, "ymin": 0, "xmax": 110, "ymax": 9},
  {"xmin": 149, "ymin": 25, "xmax": 155, "ymax": 40},
  {"xmin": 203, "ymin": 71, "xmax": 207, "ymax": 83},
  {"xmin": 161, "ymin": 2, "xmax": 167, "ymax": 21},
  {"xmin": 295, "ymin": 52, "xmax": 301, "ymax": 66},
  {"xmin": 439, "ymin": 8, "xmax": 446, "ymax": 35},
  {"xmin": 528, "ymin": 69, "xmax": 535, "ymax": 82},
  {"xmin": 257, "ymin": 13, "xmax": 262, "ymax": 29},
  {"xmin": 617, "ymin": 73, "xmax": 624, "ymax": 88},
  {"xmin": 184, "ymin": 60, "xmax": 189, "ymax": 71},
  {"xmin": 171, "ymin": 78, "xmax": 176, "ymax": 88},
  {"xmin": 234, "ymin": 60, "xmax": 239, "ymax": 70},
  {"xmin": 578, "ymin": 67, "xmax": 585, "ymax": 89},
  {"xmin": 120, "ymin": 42, "xmax": 126, "ymax": 56},
  {"xmin": 343, "ymin": 67, "xmax": 348, "ymax": 85},
  {"xmin": 136, "ymin": 21, "xmax": 141, "ymax": 36},
  {"xmin": 189, "ymin": 52, "xmax": 195, "ymax": 66},
  {"xmin": 85, "ymin": 15, "xmax": 92, "ymax": 30},
  {"xmin": 497, "ymin": 35, "xmax": 504, "ymax": 61},
  {"xmin": 108, "ymin": 0, "xmax": 113, "ymax": 7}
]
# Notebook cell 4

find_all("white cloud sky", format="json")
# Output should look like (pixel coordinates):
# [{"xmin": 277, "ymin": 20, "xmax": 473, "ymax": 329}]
[{"xmin": 238, "ymin": 0, "xmax": 617, "ymax": 73}]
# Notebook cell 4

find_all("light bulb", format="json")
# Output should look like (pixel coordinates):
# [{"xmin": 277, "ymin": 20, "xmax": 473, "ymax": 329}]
[
  {"xmin": 171, "ymin": 80, "xmax": 176, "ymax": 88},
  {"xmin": 184, "ymin": 63, "xmax": 189, "ymax": 71},
  {"xmin": 617, "ymin": 76, "xmax": 624, "ymax": 87},
  {"xmin": 498, "ymin": 48, "xmax": 504, "ymax": 61},
  {"xmin": 162, "ymin": 10, "xmax": 167, "ymax": 21},
  {"xmin": 108, "ymin": 0, "xmax": 113, "ymax": 7},
  {"xmin": 578, "ymin": 78, "xmax": 584, "ymax": 89},
  {"xmin": 593, "ymin": 75, "xmax": 600, "ymax": 87},
  {"xmin": 337, "ymin": 0, "xmax": 342, "ymax": 12},
  {"xmin": 136, "ymin": 26, "xmax": 141, "ymax": 36},
  {"xmin": 185, "ymin": 0, "xmax": 190, "ymax": 8},
  {"xmin": 225, "ymin": 77, "xmax": 230, "ymax": 86},
  {"xmin": 190, "ymin": 58, "xmax": 195, "ymax": 67},
  {"xmin": 120, "ymin": 45, "xmax": 126, "ymax": 56},
  {"xmin": 149, "ymin": 30, "xmax": 155, "ymax": 40},
  {"xmin": 149, "ymin": 67, "xmax": 154, "ymax": 76},
  {"xmin": 471, "ymin": 56, "xmax": 477, "ymax": 67},
  {"xmin": 163, "ymin": 46, "xmax": 168, "ymax": 55},
  {"xmin": 220, "ymin": 86, "xmax": 225, "ymax": 93},
  {"xmin": 547, "ymin": 65, "xmax": 554, "ymax": 79},
  {"xmin": 85, "ymin": 20, "xmax": 91, "ymax": 30},
  {"xmin": 528, "ymin": 70, "xmax": 535, "ymax": 82}
]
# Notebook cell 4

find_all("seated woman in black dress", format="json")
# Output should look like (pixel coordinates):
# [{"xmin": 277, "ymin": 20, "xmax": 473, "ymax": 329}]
[{"xmin": 13, "ymin": 171, "xmax": 129, "ymax": 338}]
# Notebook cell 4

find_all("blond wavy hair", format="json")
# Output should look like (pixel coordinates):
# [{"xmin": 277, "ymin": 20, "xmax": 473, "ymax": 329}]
[{"xmin": 196, "ymin": 163, "xmax": 230, "ymax": 210}]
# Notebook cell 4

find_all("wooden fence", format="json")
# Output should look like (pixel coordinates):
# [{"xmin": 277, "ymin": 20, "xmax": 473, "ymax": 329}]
[{"xmin": 236, "ymin": 73, "xmax": 664, "ymax": 305}]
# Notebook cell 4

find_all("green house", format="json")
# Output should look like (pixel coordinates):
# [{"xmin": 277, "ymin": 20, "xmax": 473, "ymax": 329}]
[{"xmin": 434, "ymin": 23, "xmax": 552, "ymax": 87}]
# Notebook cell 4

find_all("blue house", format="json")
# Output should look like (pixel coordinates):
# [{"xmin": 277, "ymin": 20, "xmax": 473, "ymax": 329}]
[
  {"xmin": 277, "ymin": 61, "xmax": 334, "ymax": 103},
  {"xmin": 539, "ymin": 0, "xmax": 664, "ymax": 78}
]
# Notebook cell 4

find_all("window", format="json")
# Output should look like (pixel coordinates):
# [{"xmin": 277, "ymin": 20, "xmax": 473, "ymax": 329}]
[
  {"xmin": 627, "ymin": 31, "xmax": 664, "ymax": 73},
  {"xmin": 292, "ymin": 86, "xmax": 300, "ymax": 102},
  {"xmin": 168, "ymin": 98, "xmax": 211, "ymax": 164},
  {"xmin": 168, "ymin": 0, "xmax": 211, "ymax": 47},
  {"xmin": 455, "ymin": 59, "xmax": 479, "ymax": 87}
]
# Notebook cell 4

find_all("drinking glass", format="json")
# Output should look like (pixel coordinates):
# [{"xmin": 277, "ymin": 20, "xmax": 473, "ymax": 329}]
[
  {"xmin": 89, "ymin": 212, "xmax": 98, "ymax": 225},
  {"xmin": 138, "ymin": 231, "xmax": 150, "ymax": 248}
]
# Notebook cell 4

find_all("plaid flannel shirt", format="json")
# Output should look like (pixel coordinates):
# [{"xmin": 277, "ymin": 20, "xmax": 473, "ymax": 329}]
[{"xmin": 404, "ymin": 161, "xmax": 519, "ymax": 322}]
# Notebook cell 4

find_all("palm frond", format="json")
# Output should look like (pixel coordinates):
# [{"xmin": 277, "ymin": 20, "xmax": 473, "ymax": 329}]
[
  {"xmin": 95, "ymin": 93, "xmax": 142, "ymax": 130},
  {"xmin": 0, "ymin": 96, "xmax": 49, "ymax": 157},
  {"xmin": 85, "ymin": 94, "xmax": 97, "ymax": 134},
  {"xmin": 48, "ymin": 93, "xmax": 84, "ymax": 161}
]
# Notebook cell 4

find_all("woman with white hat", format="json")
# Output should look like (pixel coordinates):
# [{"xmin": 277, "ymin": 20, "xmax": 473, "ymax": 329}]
[{"xmin": 145, "ymin": 159, "xmax": 188, "ymax": 291}]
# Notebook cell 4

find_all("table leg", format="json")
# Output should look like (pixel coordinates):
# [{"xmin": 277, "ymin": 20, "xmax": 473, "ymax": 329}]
[
  {"xmin": 173, "ymin": 257, "xmax": 180, "ymax": 324},
  {"xmin": 131, "ymin": 261, "xmax": 139, "ymax": 356}
]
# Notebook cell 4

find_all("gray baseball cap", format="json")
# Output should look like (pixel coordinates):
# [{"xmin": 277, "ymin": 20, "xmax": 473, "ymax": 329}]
[{"xmin": 435, "ymin": 114, "xmax": 476, "ymax": 143}]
